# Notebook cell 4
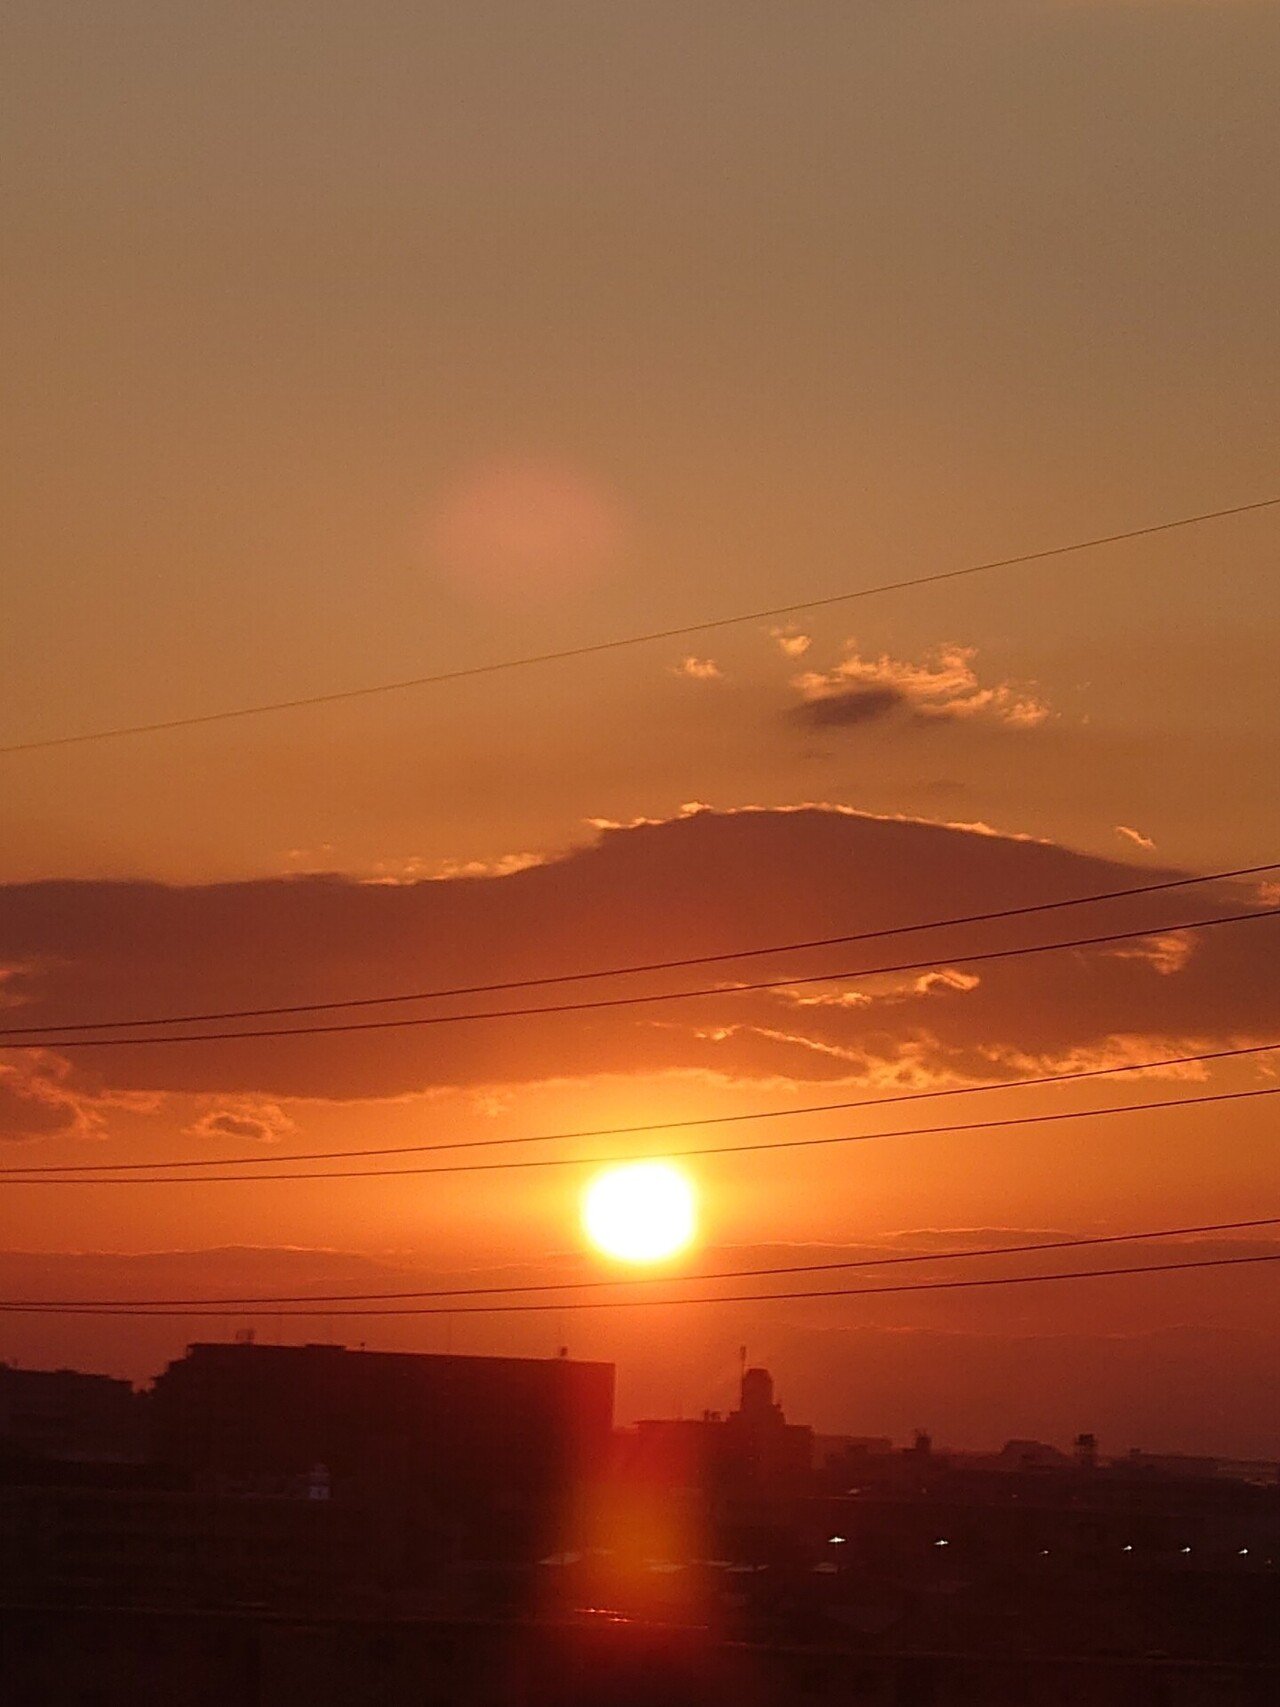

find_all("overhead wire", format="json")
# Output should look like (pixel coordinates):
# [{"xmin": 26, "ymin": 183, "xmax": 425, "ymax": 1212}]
[
  {"xmin": 7, "ymin": 906, "xmax": 1276, "ymax": 1050},
  {"xmin": 3, "ymin": 858, "xmax": 1273, "ymax": 1038},
  {"xmin": 4, "ymin": 1083, "xmax": 1276, "ymax": 1184},
  {"xmin": 5, "ymin": 497, "xmax": 1277, "ymax": 1343},
  {"xmin": 4, "ymin": 1039, "xmax": 1275, "ymax": 1175},
  {"xmin": 3, "ymin": 1250, "xmax": 1277, "ymax": 1316},
  {"xmin": 9, "ymin": 1215, "xmax": 1275, "ymax": 1309},
  {"xmin": 3, "ymin": 495, "xmax": 1277, "ymax": 756}
]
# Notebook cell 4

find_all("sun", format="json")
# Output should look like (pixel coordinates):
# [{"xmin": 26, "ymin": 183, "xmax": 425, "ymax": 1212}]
[{"xmin": 581, "ymin": 1161, "xmax": 698, "ymax": 1264}]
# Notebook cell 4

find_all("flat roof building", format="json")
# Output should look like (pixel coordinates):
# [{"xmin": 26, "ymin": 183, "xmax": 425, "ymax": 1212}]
[
  {"xmin": 151, "ymin": 1342, "xmax": 615, "ymax": 1508},
  {"xmin": 0, "ymin": 1363, "xmax": 141, "ymax": 1464}
]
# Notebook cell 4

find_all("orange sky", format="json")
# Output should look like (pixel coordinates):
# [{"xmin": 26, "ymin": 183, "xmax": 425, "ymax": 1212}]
[{"xmin": 1, "ymin": 1, "xmax": 1278, "ymax": 1454}]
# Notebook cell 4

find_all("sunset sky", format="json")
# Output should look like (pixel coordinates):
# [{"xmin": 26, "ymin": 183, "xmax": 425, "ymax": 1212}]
[{"xmin": 2, "ymin": 1, "xmax": 1278, "ymax": 1456}]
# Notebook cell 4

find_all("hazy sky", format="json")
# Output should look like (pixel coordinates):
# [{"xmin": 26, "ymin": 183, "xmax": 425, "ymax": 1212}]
[{"xmin": 1, "ymin": 2, "xmax": 1277, "ymax": 1450}]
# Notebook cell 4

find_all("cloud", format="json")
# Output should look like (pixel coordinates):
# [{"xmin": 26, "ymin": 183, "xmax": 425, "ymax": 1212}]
[
  {"xmin": 187, "ymin": 1101, "xmax": 297, "ymax": 1145},
  {"xmin": 672, "ymin": 656, "xmax": 723, "ymax": 681},
  {"xmin": 1116, "ymin": 825, "xmax": 1157, "ymax": 851},
  {"xmin": 0, "ymin": 1055, "xmax": 100, "ymax": 1143},
  {"xmin": 790, "ymin": 685, "xmax": 905, "ymax": 729},
  {"xmin": 793, "ymin": 641, "xmax": 1051, "ymax": 729},
  {"xmin": 0, "ymin": 807, "xmax": 1273, "ymax": 1100},
  {"xmin": 282, "ymin": 844, "xmax": 334, "ymax": 871},
  {"xmin": 367, "ymin": 851, "xmax": 544, "ymax": 885},
  {"xmin": 0, "ymin": 963, "xmax": 41, "ymax": 1013},
  {"xmin": 769, "ymin": 627, "xmax": 811, "ymax": 659}
]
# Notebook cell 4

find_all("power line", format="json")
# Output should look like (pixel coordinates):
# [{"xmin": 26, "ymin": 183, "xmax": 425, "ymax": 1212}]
[
  {"xmin": 5, "ymin": 1040, "xmax": 1274, "ymax": 1175},
  {"xmin": 3, "ymin": 1249, "xmax": 1276, "ymax": 1316},
  {"xmin": 6, "ymin": 859, "xmax": 1272, "ymax": 1039},
  {"xmin": 6, "ymin": 1084, "xmax": 1275, "ymax": 1185},
  {"xmin": 4, "ymin": 495, "xmax": 1277, "ymax": 757},
  {"xmin": 13, "ymin": 1216, "xmax": 1274, "ymax": 1309},
  {"xmin": 9, "ymin": 906, "xmax": 1276, "ymax": 1050}
]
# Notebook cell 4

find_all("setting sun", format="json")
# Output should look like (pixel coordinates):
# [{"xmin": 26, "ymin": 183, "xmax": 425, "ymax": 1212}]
[{"xmin": 581, "ymin": 1161, "xmax": 698, "ymax": 1264}]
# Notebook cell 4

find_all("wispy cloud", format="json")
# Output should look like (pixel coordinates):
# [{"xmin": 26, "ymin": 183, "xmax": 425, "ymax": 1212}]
[
  {"xmin": 366, "ymin": 851, "xmax": 544, "ymax": 885},
  {"xmin": 0, "ymin": 1055, "xmax": 101, "ymax": 1144},
  {"xmin": 1116, "ymin": 824, "xmax": 1157, "ymax": 851},
  {"xmin": 187, "ymin": 1101, "xmax": 297, "ymax": 1145},
  {"xmin": 769, "ymin": 626, "xmax": 811, "ymax": 659},
  {"xmin": 793, "ymin": 641, "xmax": 1051, "ymax": 729},
  {"xmin": 673, "ymin": 655, "xmax": 723, "ymax": 681}
]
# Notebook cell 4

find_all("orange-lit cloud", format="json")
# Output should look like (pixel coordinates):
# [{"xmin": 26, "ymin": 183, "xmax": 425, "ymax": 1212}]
[
  {"xmin": 792, "ymin": 641, "xmax": 1051, "ymax": 730},
  {"xmin": 0, "ymin": 1054, "xmax": 101, "ymax": 1143},
  {"xmin": 187, "ymin": 1100, "xmax": 297, "ymax": 1145},
  {"xmin": 1116, "ymin": 824, "xmax": 1157, "ymax": 850},
  {"xmin": 1, "ymin": 807, "xmax": 1273, "ymax": 1104},
  {"xmin": 769, "ymin": 627, "xmax": 811, "ymax": 659},
  {"xmin": 672, "ymin": 656, "xmax": 723, "ymax": 681},
  {"xmin": 367, "ymin": 851, "xmax": 546, "ymax": 885}
]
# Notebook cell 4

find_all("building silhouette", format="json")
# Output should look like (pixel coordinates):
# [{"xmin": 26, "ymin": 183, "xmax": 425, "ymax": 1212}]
[
  {"xmin": 0, "ymin": 1345, "xmax": 1276, "ymax": 1699},
  {"xmin": 0, "ymin": 1361, "xmax": 141, "ymax": 1464},
  {"xmin": 151, "ymin": 1341, "xmax": 615, "ymax": 1510},
  {"xmin": 628, "ymin": 1364, "xmax": 812, "ymax": 1494}
]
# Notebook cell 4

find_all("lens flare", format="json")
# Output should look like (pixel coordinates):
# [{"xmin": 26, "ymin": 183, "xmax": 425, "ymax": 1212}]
[
  {"xmin": 581, "ymin": 1161, "xmax": 697, "ymax": 1264},
  {"xmin": 430, "ymin": 456, "xmax": 622, "ymax": 602}
]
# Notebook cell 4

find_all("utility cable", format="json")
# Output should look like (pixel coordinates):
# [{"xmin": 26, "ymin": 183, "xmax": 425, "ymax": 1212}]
[
  {"xmin": 1, "ymin": 1250, "xmax": 1276, "ymax": 1316},
  {"xmin": 3, "ymin": 1083, "xmax": 1274, "ymax": 1184},
  {"xmin": 10, "ymin": 1215, "xmax": 1274, "ymax": 1309},
  {"xmin": 4, "ymin": 1039, "xmax": 1274, "ymax": 1175},
  {"xmin": 4, "ymin": 859, "xmax": 1272, "ymax": 1038},
  {"xmin": 8, "ymin": 906, "xmax": 1276, "ymax": 1050},
  {"xmin": 3, "ymin": 495, "xmax": 1276, "ymax": 756}
]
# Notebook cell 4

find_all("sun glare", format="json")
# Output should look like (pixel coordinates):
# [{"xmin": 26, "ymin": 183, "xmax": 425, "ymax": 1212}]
[{"xmin": 581, "ymin": 1161, "xmax": 697, "ymax": 1264}]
